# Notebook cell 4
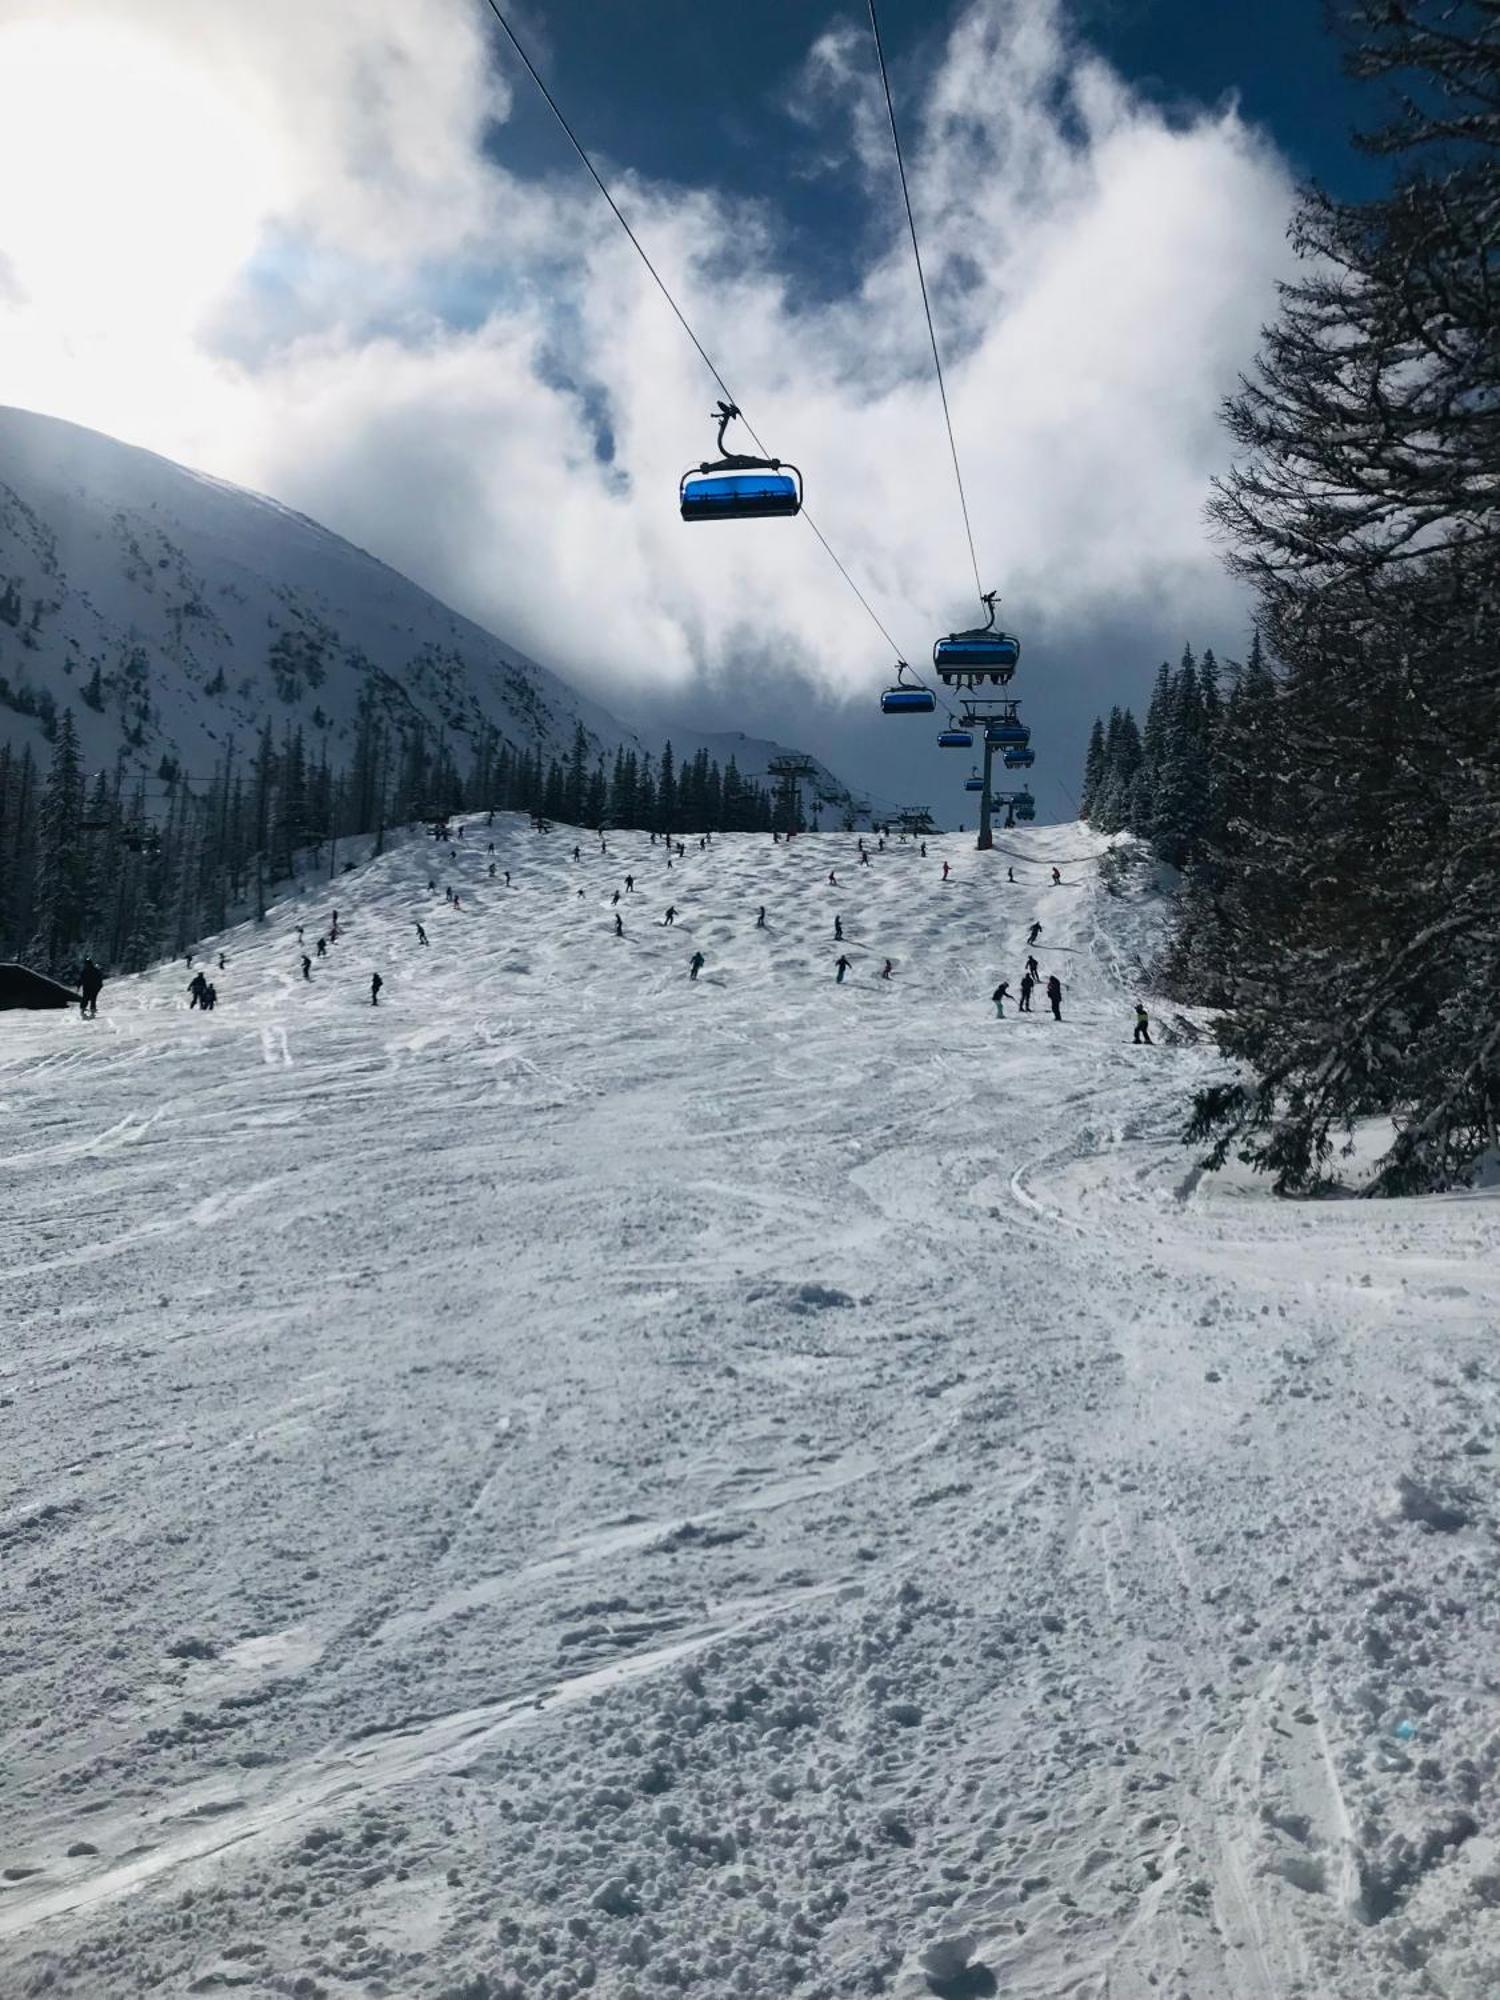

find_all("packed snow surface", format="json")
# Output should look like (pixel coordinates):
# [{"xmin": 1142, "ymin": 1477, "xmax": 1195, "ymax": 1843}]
[{"xmin": 3, "ymin": 819, "xmax": 1498, "ymax": 2000}]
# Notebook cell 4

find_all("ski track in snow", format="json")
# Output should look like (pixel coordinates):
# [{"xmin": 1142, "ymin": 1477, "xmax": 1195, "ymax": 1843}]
[{"xmin": 2, "ymin": 817, "xmax": 1498, "ymax": 2000}]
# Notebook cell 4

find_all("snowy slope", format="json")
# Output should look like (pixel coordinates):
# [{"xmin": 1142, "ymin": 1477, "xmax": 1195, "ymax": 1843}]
[
  {"xmin": 2, "ymin": 820, "xmax": 1498, "ymax": 1999},
  {"xmin": 0, "ymin": 404, "xmax": 863, "ymax": 811}
]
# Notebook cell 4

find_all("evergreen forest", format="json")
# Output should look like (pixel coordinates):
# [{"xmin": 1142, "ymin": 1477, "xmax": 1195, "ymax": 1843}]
[
  {"xmin": 1082, "ymin": 0, "xmax": 1500, "ymax": 1196},
  {"xmin": 0, "ymin": 702, "xmax": 790, "ymax": 980}
]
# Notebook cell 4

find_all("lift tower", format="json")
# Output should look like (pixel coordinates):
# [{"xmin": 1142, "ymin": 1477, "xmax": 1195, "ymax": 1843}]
[{"xmin": 765, "ymin": 753, "xmax": 819, "ymax": 833}]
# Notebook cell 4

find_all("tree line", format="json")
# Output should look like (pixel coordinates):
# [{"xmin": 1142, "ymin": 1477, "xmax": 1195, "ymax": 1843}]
[
  {"xmin": 2, "ymin": 695, "xmax": 795, "ymax": 979},
  {"xmin": 1088, "ymin": 1, "xmax": 1500, "ymax": 1196}
]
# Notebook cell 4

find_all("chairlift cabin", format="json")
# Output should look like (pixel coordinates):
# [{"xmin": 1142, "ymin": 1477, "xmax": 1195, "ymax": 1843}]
[
  {"xmin": 1014, "ymin": 790, "xmax": 1036, "ymax": 822},
  {"xmin": 933, "ymin": 592, "xmax": 1020, "ymax": 683},
  {"xmin": 680, "ymin": 402, "xmax": 802, "ymax": 523},
  {"xmin": 937, "ymin": 728, "xmax": 973, "ymax": 749},
  {"xmin": 964, "ymin": 771, "xmax": 985, "ymax": 793},
  {"xmin": 880, "ymin": 663, "xmax": 936, "ymax": 715},
  {"xmin": 1002, "ymin": 747, "xmax": 1035, "ymax": 769},
  {"xmin": 986, "ymin": 718, "xmax": 1030, "ymax": 749}
]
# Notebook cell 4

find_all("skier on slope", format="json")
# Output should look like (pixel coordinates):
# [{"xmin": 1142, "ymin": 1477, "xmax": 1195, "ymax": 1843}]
[
  {"xmin": 218, "ymin": 953, "xmax": 227, "ymax": 971},
  {"xmin": 611, "ymin": 890, "xmax": 621, "ymax": 906},
  {"xmin": 992, "ymin": 979, "xmax": 1011, "ymax": 1018},
  {"xmin": 756, "ymin": 907, "xmax": 766, "ymax": 928},
  {"xmin": 1027, "ymin": 921, "xmax": 1043, "ymax": 946},
  {"xmin": 1052, "ymin": 867, "xmax": 1061, "ymax": 884},
  {"xmin": 188, "ymin": 971, "xmax": 208, "ymax": 1009},
  {"xmin": 835, "ymin": 954, "xmax": 852, "ymax": 984},
  {"xmin": 1019, "ymin": 972, "xmax": 1035, "ymax": 1013},
  {"xmin": 624, "ymin": 875, "xmax": 634, "ymax": 893},
  {"xmin": 415, "ymin": 922, "xmax": 428, "ymax": 945},
  {"xmin": 301, "ymin": 954, "xmax": 312, "ymax": 981},
  {"xmin": 689, "ymin": 951, "xmax": 705, "ymax": 982},
  {"xmin": 1133, "ymin": 1002, "xmax": 1152, "ymax": 1045},
  {"xmin": 834, "ymin": 916, "xmax": 844, "ymax": 941},
  {"xmin": 828, "ymin": 870, "xmax": 838, "ymax": 886},
  {"xmin": 1025, "ymin": 954, "xmax": 1040, "ymax": 983},
  {"xmin": 942, "ymin": 860, "xmax": 951, "ymax": 881},
  {"xmin": 881, "ymin": 959, "xmax": 893, "ymax": 980},
  {"xmin": 1007, "ymin": 867, "xmax": 1014, "ymax": 883},
  {"xmin": 204, "ymin": 982, "xmax": 218, "ymax": 1011},
  {"xmin": 1046, "ymin": 974, "xmax": 1063, "ymax": 1021},
  {"xmin": 371, "ymin": 973, "xmax": 383, "ymax": 1006},
  {"xmin": 662, "ymin": 906, "xmax": 677, "ymax": 926},
  {"xmin": 77, "ymin": 959, "xmax": 103, "ymax": 1018},
  {"xmin": 316, "ymin": 936, "xmax": 328, "ymax": 957},
  {"xmin": 614, "ymin": 913, "xmax": 624, "ymax": 937}
]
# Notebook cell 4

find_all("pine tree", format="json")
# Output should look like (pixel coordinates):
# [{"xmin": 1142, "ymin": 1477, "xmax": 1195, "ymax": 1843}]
[
  {"xmin": 1185, "ymin": 0, "xmax": 1500, "ymax": 1192},
  {"xmin": 28, "ymin": 709, "xmax": 88, "ymax": 975}
]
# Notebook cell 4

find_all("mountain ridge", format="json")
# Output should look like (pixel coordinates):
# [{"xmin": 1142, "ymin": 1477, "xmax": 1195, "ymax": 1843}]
[{"xmin": 0, "ymin": 403, "xmax": 865, "ymax": 819}]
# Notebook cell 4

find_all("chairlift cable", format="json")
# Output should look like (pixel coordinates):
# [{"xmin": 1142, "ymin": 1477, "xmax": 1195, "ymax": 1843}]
[
  {"xmin": 866, "ymin": 0, "xmax": 985, "ymax": 611},
  {"xmin": 481, "ymin": 0, "xmax": 909, "ymax": 664}
]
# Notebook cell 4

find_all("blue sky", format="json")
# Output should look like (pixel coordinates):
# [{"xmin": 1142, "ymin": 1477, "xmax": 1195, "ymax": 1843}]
[
  {"xmin": 0, "ymin": 0, "xmax": 1387, "ymax": 822},
  {"xmin": 477, "ymin": 0, "xmax": 1381, "ymax": 813}
]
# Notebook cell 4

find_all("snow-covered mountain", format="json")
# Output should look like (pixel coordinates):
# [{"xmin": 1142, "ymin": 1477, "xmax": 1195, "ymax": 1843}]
[{"xmin": 0, "ymin": 405, "xmax": 863, "ymax": 811}]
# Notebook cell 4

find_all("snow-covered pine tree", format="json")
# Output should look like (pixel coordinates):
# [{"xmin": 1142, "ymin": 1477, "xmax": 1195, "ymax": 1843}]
[
  {"xmin": 1078, "ymin": 717, "xmax": 1107, "ymax": 819},
  {"xmin": 1187, "ymin": 0, "xmax": 1500, "ymax": 1192}
]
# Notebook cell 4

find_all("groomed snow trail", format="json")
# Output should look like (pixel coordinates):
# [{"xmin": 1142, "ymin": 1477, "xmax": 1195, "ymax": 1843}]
[{"xmin": 2, "ymin": 819, "xmax": 1497, "ymax": 2000}]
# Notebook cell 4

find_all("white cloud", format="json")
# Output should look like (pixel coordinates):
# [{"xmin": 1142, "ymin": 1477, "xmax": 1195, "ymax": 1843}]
[{"xmin": 0, "ymin": 0, "xmax": 1293, "ymax": 720}]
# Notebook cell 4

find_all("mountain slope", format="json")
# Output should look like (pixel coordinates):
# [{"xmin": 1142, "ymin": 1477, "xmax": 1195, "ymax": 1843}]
[
  {"xmin": 2, "ymin": 817, "xmax": 1496, "ymax": 1998},
  {"xmin": 0, "ymin": 404, "xmax": 861, "ymax": 810}
]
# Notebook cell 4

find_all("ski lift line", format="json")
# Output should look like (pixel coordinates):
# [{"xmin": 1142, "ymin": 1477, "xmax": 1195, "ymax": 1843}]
[
  {"xmin": 866, "ymin": 0, "xmax": 985, "ymax": 612},
  {"xmin": 479, "ymin": 0, "xmax": 909, "ymax": 666}
]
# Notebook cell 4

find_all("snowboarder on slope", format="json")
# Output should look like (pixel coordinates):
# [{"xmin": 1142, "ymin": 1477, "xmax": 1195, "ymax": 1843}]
[
  {"xmin": 881, "ymin": 960, "xmax": 893, "ymax": 979},
  {"xmin": 689, "ymin": 951, "xmax": 705, "ymax": 981},
  {"xmin": 77, "ymin": 959, "xmax": 103, "ymax": 1017},
  {"xmin": 1027, "ymin": 921, "xmax": 1043, "ymax": 946},
  {"xmin": 1133, "ymin": 1002, "xmax": 1152, "ymax": 1045},
  {"xmin": 835, "ymin": 955, "xmax": 852, "ymax": 984},
  {"xmin": 992, "ymin": 980, "xmax": 1011, "ymax": 1018},
  {"xmin": 1046, "ymin": 974, "xmax": 1063, "ymax": 1021},
  {"xmin": 371, "ymin": 973, "xmax": 383, "ymax": 1006}
]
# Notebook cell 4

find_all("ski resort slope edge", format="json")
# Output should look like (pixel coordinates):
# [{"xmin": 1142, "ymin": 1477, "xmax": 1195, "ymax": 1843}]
[{"xmin": 2, "ymin": 819, "xmax": 1498, "ymax": 2000}]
